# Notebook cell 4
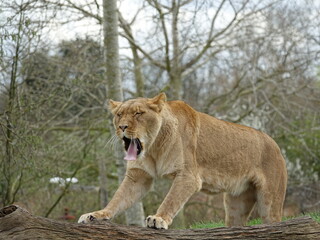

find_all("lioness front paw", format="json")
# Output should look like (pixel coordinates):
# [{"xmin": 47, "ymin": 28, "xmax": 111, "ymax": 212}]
[
  {"xmin": 146, "ymin": 215, "xmax": 168, "ymax": 229},
  {"xmin": 78, "ymin": 211, "xmax": 110, "ymax": 224}
]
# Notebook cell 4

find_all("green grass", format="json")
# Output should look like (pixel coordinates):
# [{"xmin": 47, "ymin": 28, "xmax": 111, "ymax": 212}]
[
  {"xmin": 190, "ymin": 212, "xmax": 320, "ymax": 229},
  {"xmin": 307, "ymin": 212, "xmax": 320, "ymax": 223},
  {"xmin": 190, "ymin": 220, "xmax": 225, "ymax": 229},
  {"xmin": 190, "ymin": 218, "xmax": 263, "ymax": 229}
]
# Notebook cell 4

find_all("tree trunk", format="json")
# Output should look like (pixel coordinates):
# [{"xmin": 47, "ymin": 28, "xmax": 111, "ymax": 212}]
[
  {"xmin": 103, "ymin": 0, "xmax": 123, "ymax": 101},
  {"xmin": 118, "ymin": 12, "xmax": 145, "ymax": 97},
  {"xmin": 102, "ymin": 0, "xmax": 145, "ymax": 226},
  {"xmin": 170, "ymin": 0, "xmax": 182, "ymax": 100},
  {"xmin": 98, "ymin": 155, "xmax": 108, "ymax": 208},
  {"xmin": 1, "ymin": 205, "xmax": 319, "ymax": 240}
]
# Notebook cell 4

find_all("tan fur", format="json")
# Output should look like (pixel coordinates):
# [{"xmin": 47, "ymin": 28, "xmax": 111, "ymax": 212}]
[{"xmin": 78, "ymin": 93, "xmax": 287, "ymax": 229}]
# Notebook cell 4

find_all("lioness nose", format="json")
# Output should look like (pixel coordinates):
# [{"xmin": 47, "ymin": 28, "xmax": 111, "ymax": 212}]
[{"xmin": 119, "ymin": 125, "xmax": 128, "ymax": 132}]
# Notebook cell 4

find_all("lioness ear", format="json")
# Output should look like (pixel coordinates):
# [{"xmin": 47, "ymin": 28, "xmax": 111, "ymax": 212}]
[
  {"xmin": 108, "ymin": 99, "xmax": 122, "ymax": 114},
  {"xmin": 148, "ymin": 92, "xmax": 167, "ymax": 112}
]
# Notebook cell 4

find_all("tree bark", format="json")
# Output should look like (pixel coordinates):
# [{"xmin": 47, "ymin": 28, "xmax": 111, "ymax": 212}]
[{"xmin": 1, "ymin": 205, "xmax": 319, "ymax": 240}]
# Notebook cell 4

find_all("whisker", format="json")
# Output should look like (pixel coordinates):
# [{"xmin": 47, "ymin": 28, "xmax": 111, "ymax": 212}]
[{"xmin": 105, "ymin": 134, "xmax": 119, "ymax": 149}]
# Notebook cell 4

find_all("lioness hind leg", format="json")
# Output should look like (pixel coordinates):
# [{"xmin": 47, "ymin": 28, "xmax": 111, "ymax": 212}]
[
  {"xmin": 256, "ymin": 186, "xmax": 285, "ymax": 223},
  {"xmin": 271, "ymin": 171, "xmax": 287, "ymax": 222},
  {"xmin": 224, "ymin": 186, "xmax": 256, "ymax": 227}
]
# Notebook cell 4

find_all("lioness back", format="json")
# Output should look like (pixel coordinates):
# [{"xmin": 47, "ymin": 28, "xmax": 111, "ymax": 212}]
[{"xmin": 167, "ymin": 99, "xmax": 286, "ymax": 197}]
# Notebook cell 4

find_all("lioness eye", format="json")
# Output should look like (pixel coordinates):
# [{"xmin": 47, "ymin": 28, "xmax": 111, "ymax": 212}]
[
  {"xmin": 117, "ymin": 113, "xmax": 122, "ymax": 117},
  {"xmin": 134, "ymin": 112, "xmax": 142, "ymax": 116}
]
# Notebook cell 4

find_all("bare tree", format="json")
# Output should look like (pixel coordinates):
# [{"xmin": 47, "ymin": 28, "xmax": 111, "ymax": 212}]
[
  {"xmin": 1, "ymin": 5, "xmax": 24, "ymax": 206},
  {"xmin": 0, "ymin": 0, "xmax": 50, "ymax": 206}
]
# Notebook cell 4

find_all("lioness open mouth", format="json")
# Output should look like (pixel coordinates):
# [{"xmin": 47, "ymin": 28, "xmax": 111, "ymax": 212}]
[{"xmin": 123, "ymin": 136, "xmax": 143, "ymax": 161}]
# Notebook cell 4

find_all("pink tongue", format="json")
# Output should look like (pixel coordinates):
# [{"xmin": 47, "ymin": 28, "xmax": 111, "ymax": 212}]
[{"xmin": 124, "ymin": 140, "xmax": 138, "ymax": 161}]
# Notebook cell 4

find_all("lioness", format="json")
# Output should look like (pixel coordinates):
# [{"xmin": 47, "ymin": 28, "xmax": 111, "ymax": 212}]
[{"xmin": 78, "ymin": 93, "xmax": 287, "ymax": 229}]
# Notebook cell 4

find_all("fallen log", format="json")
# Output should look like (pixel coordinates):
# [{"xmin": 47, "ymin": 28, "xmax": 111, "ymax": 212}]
[{"xmin": 0, "ymin": 205, "xmax": 319, "ymax": 240}]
